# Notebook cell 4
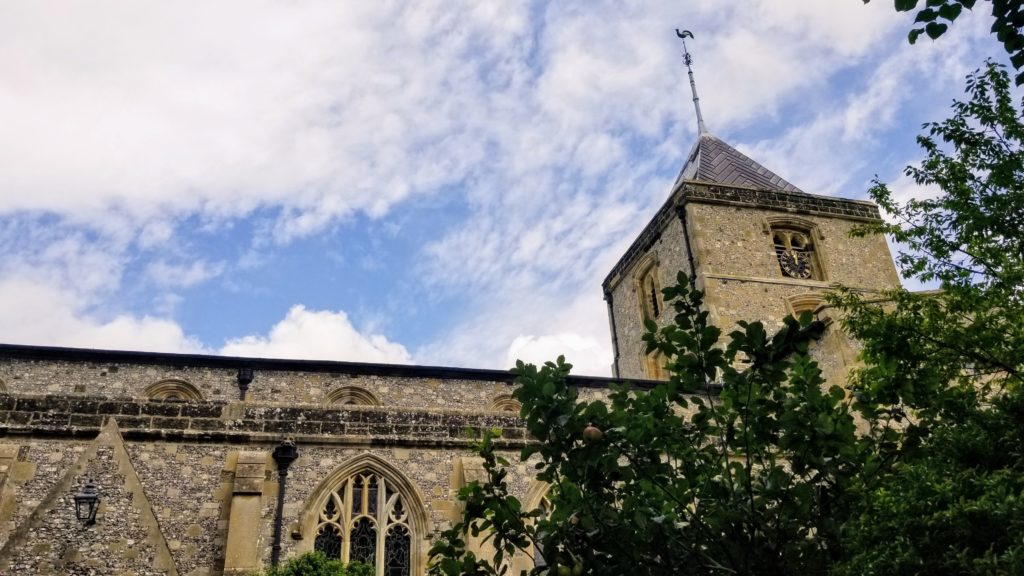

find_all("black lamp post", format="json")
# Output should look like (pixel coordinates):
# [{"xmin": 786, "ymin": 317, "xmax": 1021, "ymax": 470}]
[
  {"xmin": 271, "ymin": 440, "xmax": 299, "ymax": 567},
  {"xmin": 237, "ymin": 368, "xmax": 254, "ymax": 401},
  {"xmin": 73, "ymin": 478, "xmax": 99, "ymax": 525}
]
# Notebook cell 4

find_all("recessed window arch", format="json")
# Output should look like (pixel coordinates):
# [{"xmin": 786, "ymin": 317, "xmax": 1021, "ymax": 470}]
[
  {"xmin": 523, "ymin": 481, "xmax": 553, "ymax": 570},
  {"xmin": 642, "ymin": 350, "xmax": 670, "ymax": 381},
  {"xmin": 489, "ymin": 394, "xmax": 522, "ymax": 413},
  {"xmin": 300, "ymin": 454, "xmax": 431, "ymax": 576},
  {"xmin": 786, "ymin": 293, "xmax": 825, "ymax": 318},
  {"xmin": 144, "ymin": 379, "xmax": 203, "ymax": 402},
  {"xmin": 764, "ymin": 217, "xmax": 826, "ymax": 281},
  {"xmin": 633, "ymin": 253, "xmax": 663, "ymax": 322},
  {"xmin": 326, "ymin": 386, "xmax": 380, "ymax": 407}
]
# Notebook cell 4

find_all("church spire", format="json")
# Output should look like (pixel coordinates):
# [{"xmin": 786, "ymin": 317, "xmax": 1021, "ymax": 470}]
[{"xmin": 676, "ymin": 29, "xmax": 707, "ymax": 135}]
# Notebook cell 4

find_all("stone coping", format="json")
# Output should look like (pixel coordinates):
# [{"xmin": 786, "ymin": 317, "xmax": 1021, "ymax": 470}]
[{"xmin": 0, "ymin": 343, "xmax": 660, "ymax": 390}]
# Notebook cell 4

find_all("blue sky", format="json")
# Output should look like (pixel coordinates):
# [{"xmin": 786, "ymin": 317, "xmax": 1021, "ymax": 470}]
[{"xmin": 0, "ymin": 1, "xmax": 1007, "ymax": 375}]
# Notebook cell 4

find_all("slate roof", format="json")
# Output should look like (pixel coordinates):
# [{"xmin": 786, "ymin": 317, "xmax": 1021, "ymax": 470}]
[{"xmin": 675, "ymin": 132, "xmax": 803, "ymax": 193}]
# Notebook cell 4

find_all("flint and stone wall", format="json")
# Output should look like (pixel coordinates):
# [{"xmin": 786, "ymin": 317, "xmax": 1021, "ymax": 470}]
[
  {"xmin": 605, "ymin": 182, "xmax": 900, "ymax": 381},
  {"xmin": 0, "ymin": 349, "xmax": 629, "ymax": 576}
]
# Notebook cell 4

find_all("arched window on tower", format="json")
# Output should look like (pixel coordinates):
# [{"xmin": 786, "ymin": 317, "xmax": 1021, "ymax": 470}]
[
  {"xmin": 768, "ymin": 222, "xmax": 824, "ymax": 281},
  {"xmin": 633, "ymin": 254, "xmax": 663, "ymax": 323},
  {"xmin": 489, "ymin": 394, "xmax": 523, "ymax": 413},
  {"xmin": 313, "ymin": 469, "xmax": 413, "ymax": 576},
  {"xmin": 643, "ymin": 350, "xmax": 670, "ymax": 381}
]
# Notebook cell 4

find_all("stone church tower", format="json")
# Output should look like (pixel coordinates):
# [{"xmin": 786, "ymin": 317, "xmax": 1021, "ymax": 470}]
[{"xmin": 602, "ymin": 34, "xmax": 900, "ymax": 381}]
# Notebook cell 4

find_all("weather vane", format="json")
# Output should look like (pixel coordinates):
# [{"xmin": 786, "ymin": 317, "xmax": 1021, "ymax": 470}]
[{"xmin": 676, "ymin": 29, "xmax": 708, "ymax": 135}]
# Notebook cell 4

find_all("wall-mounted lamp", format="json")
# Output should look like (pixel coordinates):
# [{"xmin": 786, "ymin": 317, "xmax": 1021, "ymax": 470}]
[
  {"xmin": 237, "ymin": 368, "xmax": 255, "ymax": 401},
  {"xmin": 73, "ymin": 478, "xmax": 99, "ymax": 525}
]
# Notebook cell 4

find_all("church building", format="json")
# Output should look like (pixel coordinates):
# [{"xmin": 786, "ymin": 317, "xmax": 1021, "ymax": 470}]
[{"xmin": 0, "ymin": 37, "xmax": 899, "ymax": 576}]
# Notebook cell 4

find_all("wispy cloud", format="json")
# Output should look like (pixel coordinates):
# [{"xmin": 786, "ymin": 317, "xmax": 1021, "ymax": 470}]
[{"xmin": 146, "ymin": 259, "xmax": 226, "ymax": 289}]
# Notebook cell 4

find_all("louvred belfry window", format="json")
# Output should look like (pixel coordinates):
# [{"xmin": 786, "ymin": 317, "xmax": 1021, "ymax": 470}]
[
  {"xmin": 314, "ymin": 471, "xmax": 412, "ymax": 575},
  {"xmin": 772, "ymin": 228, "xmax": 821, "ymax": 280}
]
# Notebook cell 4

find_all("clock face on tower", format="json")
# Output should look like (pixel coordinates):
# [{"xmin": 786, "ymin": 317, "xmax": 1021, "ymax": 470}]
[
  {"xmin": 772, "ymin": 229, "xmax": 819, "ymax": 280},
  {"xmin": 778, "ymin": 250, "xmax": 812, "ymax": 279}
]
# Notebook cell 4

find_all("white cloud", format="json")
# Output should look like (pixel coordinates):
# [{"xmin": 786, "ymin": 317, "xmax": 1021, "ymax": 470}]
[
  {"xmin": 0, "ymin": 278, "xmax": 204, "ymax": 353},
  {"xmin": 0, "ymin": 0, "xmax": 531, "ymax": 240},
  {"xmin": 739, "ymin": 8, "xmax": 988, "ymax": 198},
  {"xmin": 417, "ymin": 286, "xmax": 617, "ymax": 377},
  {"xmin": 146, "ymin": 259, "xmax": 226, "ymax": 289},
  {"xmin": 220, "ymin": 306, "xmax": 412, "ymax": 364},
  {"xmin": 505, "ymin": 333, "xmax": 609, "ymax": 377}
]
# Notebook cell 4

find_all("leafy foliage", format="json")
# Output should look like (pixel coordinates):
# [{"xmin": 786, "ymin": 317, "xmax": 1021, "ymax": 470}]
[
  {"xmin": 828, "ymin": 60, "xmax": 1024, "ymax": 574},
  {"xmin": 429, "ymin": 271, "xmax": 868, "ymax": 575},
  {"xmin": 862, "ymin": 0, "xmax": 1024, "ymax": 85},
  {"xmin": 430, "ymin": 62, "xmax": 1024, "ymax": 576},
  {"xmin": 260, "ymin": 552, "xmax": 373, "ymax": 576}
]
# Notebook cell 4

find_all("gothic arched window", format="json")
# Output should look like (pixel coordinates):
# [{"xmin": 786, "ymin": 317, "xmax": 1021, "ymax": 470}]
[
  {"xmin": 313, "ymin": 470, "xmax": 413, "ymax": 575},
  {"xmin": 765, "ymin": 217, "xmax": 827, "ymax": 280},
  {"xmin": 634, "ymin": 254, "xmax": 663, "ymax": 322}
]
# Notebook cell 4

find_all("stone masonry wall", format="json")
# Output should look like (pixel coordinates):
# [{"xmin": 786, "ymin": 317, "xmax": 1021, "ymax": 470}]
[
  {"xmin": 607, "ymin": 211, "xmax": 691, "ymax": 379},
  {"xmin": 6, "ymin": 445, "xmax": 166, "ymax": 576},
  {"xmin": 0, "ymin": 362, "xmax": 520, "ymax": 410},
  {"xmin": 607, "ymin": 184, "xmax": 900, "ymax": 382}
]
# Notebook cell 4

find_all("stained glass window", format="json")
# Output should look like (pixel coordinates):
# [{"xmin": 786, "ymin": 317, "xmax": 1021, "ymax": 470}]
[{"xmin": 313, "ymin": 470, "xmax": 413, "ymax": 576}]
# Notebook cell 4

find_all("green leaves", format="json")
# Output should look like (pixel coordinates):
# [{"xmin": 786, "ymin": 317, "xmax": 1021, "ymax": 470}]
[
  {"xmin": 829, "ymin": 61, "xmax": 1024, "ymax": 573},
  {"xmin": 866, "ymin": 0, "xmax": 1024, "ymax": 84},
  {"xmin": 430, "ymin": 273, "xmax": 868, "ymax": 575},
  {"xmin": 263, "ymin": 553, "xmax": 373, "ymax": 576},
  {"xmin": 432, "ymin": 67, "xmax": 1024, "ymax": 571}
]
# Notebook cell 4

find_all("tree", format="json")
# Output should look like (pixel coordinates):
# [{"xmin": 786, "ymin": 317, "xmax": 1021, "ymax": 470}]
[
  {"xmin": 827, "ymin": 60, "xmax": 1024, "ymax": 574},
  {"xmin": 429, "ymin": 273, "xmax": 867, "ymax": 576},
  {"xmin": 862, "ymin": 0, "xmax": 1024, "ymax": 85},
  {"xmin": 429, "ymin": 62, "xmax": 1024, "ymax": 575},
  {"xmin": 260, "ymin": 552, "xmax": 373, "ymax": 576}
]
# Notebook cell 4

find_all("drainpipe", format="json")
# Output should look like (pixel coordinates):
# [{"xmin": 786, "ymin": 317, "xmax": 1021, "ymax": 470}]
[
  {"xmin": 675, "ymin": 200, "xmax": 698, "ymax": 287},
  {"xmin": 271, "ymin": 440, "xmax": 299, "ymax": 567},
  {"xmin": 604, "ymin": 290, "xmax": 621, "ymax": 378}
]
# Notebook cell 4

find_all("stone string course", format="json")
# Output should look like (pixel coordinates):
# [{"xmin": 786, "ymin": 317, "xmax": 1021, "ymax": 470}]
[{"xmin": 0, "ymin": 394, "xmax": 531, "ymax": 447}]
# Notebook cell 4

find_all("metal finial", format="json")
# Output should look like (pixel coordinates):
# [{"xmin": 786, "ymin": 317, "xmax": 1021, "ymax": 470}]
[{"xmin": 676, "ymin": 29, "xmax": 708, "ymax": 135}]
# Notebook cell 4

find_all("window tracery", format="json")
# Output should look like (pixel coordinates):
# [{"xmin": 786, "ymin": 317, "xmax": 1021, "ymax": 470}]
[{"xmin": 313, "ymin": 470, "xmax": 412, "ymax": 575}]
